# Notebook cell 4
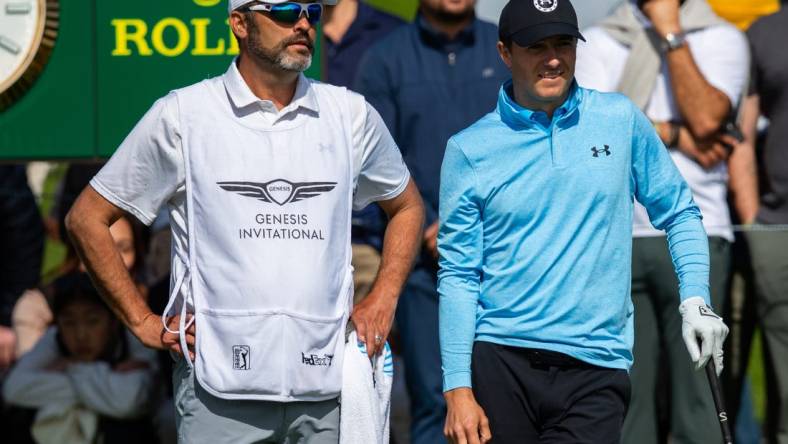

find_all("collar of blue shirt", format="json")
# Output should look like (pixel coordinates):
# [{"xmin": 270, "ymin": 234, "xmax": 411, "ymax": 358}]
[
  {"xmin": 223, "ymin": 57, "xmax": 320, "ymax": 114},
  {"xmin": 497, "ymin": 79, "xmax": 583, "ymax": 129}
]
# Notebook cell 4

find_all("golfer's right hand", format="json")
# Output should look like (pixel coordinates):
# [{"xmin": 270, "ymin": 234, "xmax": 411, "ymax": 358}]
[{"xmin": 444, "ymin": 387, "xmax": 491, "ymax": 444}]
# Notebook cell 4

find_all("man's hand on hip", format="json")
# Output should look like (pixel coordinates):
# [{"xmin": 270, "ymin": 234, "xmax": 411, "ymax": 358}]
[
  {"xmin": 134, "ymin": 312, "xmax": 195, "ymax": 361},
  {"xmin": 351, "ymin": 289, "xmax": 397, "ymax": 358},
  {"xmin": 679, "ymin": 297, "xmax": 728, "ymax": 375},
  {"xmin": 444, "ymin": 387, "xmax": 492, "ymax": 444}
]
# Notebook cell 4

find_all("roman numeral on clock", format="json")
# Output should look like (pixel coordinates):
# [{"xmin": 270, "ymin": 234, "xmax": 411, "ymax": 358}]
[
  {"xmin": 6, "ymin": 2, "xmax": 32, "ymax": 14},
  {"xmin": 0, "ymin": 36, "xmax": 21, "ymax": 54}
]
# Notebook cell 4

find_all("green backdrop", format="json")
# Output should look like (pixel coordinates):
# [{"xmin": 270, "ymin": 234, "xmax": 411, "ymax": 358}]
[
  {"xmin": 0, "ymin": 0, "xmax": 323, "ymax": 160},
  {"xmin": 0, "ymin": 0, "xmax": 419, "ymax": 160},
  {"xmin": 366, "ymin": 0, "xmax": 418, "ymax": 20}
]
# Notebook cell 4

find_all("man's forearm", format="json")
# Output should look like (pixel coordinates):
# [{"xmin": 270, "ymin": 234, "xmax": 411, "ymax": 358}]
[
  {"xmin": 65, "ymin": 188, "xmax": 152, "ymax": 334},
  {"xmin": 664, "ymin": 211, "xmax": 711, "ymax": 303},
  {"xmin": 439, "ymin": 286, "xmax": 479, "ymax": 391},
  {"xmin": 643, "ymin": 1, "xmax": 731, "ymax": 140},
  {"xmin": 666, "ymin": 47, "xmax": 731, "ymax": 140},
  {"xmin": 373, "ymin": 181, "xmax": 424, "ymax": 301},
  {"xmin": 729, "ymin": 94, "xmax": 761, "ymax": 223},
  {"xmin": 728, "ymin": 142, "xmax": 760, "ymax": 224}
]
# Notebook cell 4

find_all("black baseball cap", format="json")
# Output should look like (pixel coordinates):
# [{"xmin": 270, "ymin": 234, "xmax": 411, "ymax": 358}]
[{"xmin": 499, "ymin": 0, "xmax": 585, "ymax": 47}]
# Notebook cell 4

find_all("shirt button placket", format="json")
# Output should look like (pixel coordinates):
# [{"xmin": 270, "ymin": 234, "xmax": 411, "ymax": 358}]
[{"xmin": 551, "ymin": 125, "xmax": 562, "ymax": 167}]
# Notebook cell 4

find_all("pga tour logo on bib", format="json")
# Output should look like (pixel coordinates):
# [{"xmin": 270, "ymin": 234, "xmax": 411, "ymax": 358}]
[
  {"xmin": 534, "ymin": 0, "xmax": 558, "ymax": 13},
  {"xmin": 233, "ymin": 345, "xmax": 251, "ymax": 370}
]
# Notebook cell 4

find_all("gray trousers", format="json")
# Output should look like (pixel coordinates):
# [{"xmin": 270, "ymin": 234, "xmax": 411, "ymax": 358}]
[
  {"xmin": 173, "ymin": 358, "xmax": 340, "ymax": 444},
  {"xmin": 747, "ymin": 230, "xmax": 788, "ymax": 444},
  {"xmin": 622, "ymin": 236, "xmax": 730, "ymax": 444}
]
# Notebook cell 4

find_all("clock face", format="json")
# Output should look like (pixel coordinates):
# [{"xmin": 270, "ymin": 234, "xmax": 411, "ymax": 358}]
[{"xmin": 0, "ymin": 0, "xmax": 57, "ymax": 110}]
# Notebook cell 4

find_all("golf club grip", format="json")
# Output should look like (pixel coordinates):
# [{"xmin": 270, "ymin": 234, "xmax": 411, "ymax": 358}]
[{"xmin": 705, "ymin": 361, "xmax": 734, "ymax": 444}]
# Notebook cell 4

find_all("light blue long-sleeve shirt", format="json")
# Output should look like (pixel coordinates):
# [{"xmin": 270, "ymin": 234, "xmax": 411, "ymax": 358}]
[{"xmin": 438, "ymin": 81, "xmax": 710, "ymax": 392}]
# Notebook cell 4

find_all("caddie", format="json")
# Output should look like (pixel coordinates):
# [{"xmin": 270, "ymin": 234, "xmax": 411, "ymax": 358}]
[
  {"xmin": 438, "ymin": 0, "xmax": 729, "ymax": 442},
  {"xmin": 65, "ymin": 1, "xmax": 424, "ymax": 442}
]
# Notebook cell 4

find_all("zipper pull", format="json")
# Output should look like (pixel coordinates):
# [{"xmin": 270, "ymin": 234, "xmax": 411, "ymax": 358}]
[{"xmin": 448, "ymin": 52, "xmax": 456, "ymax": 66}]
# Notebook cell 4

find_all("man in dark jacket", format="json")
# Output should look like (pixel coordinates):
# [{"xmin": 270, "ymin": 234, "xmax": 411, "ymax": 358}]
[
  {"xmin": 324, "ymin": 0, "xmax": 405, "ymax": 305},
  {"xmin": 355, "ymin": 1, "xmax": 508, "ymax": 442},
  {"xmin": 0, "ymin": 165, "xmax": 44, "ymax": 370},
  {"xmin": 734, "ymin": 6, "xmax": 788, "ymax": 442}
]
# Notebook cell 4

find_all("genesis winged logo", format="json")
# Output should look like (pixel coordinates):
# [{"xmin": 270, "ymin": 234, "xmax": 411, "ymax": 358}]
[{"xmin": 218, "ymin": 179, "xmax": 337, "ymax": 206}]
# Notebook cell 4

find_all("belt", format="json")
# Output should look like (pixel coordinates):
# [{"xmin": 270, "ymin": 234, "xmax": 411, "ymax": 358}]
[{"xmin": 520, "ymin": 347, "xmax": 594, "ymax": 370}]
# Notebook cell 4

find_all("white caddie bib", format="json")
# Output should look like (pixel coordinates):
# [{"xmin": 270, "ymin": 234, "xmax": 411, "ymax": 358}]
[{"xmin": 165, "ymin": 76, "xmax": 355, "ymax": 402}]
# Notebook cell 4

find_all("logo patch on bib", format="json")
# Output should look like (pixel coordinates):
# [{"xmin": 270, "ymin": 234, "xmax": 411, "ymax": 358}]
[
  {"xmin": 233, "ymin": 345, "xmax": 251, "ymax": 370},
  {"xmin": 302, "ymin": 352, "xmax": 334, "ymax": 367},
  {"xmin": 218, "ymin": 180, "xmax": 337, "ymax": 207}
]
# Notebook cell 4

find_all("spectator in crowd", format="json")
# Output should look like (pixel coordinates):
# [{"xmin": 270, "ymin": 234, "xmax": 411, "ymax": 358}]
[
  {"xmin": 0, "ymin": 165, "xmax": 45, "ymax": 371},
  {"xmin": 705, "ymin": 2, "xmax": 780, "ymax": 442},
  {"xmin": 323, "ymin": 0, "xmax": 405, "ymax": 303},
  {"xmin": 732, "ymin": 5, "xmax": 788, "ymax": 442},
  {"xmin": 13, "ymin": 163, "xmax": 147, "ymax": 357},
  {"xmin": 13, "ymin": 215, "xmax": 145, "ymax": 356},
  {"xmin": 574, "ymin": 0, "xmax": 750, "ymax": 442},
  {"xmin": 355, "ymin": 0, "xmax": 508, "ymax": 442},
  {"xmin": 3, "ymin": 273, "xmax": 159, "ymax": 444},
  {"xmin": 324, "ymin": 0, "xmax": 404, "ymax": 89}
]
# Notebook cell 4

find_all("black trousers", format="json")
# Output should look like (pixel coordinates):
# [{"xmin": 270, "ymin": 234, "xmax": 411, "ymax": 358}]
[{"xmin": 471, "ymin": 341, "xmax": 630, "ymax": 443}]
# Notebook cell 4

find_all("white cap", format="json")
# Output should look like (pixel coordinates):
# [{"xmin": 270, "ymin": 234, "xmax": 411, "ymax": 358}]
[{"xmin": 228, "ymin": 0, "xmax": 338, "ymax": 13}]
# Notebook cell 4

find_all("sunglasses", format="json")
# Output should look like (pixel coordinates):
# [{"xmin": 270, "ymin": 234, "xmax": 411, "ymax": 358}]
[{"xmin": 246, "ymin": 2, "xmax": 323, "ymax": 25}]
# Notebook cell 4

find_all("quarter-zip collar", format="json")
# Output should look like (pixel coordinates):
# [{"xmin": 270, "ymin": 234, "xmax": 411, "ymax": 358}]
[{"xmin": 497, "ymin": 79, "xmax": 583, "ymax": 130}]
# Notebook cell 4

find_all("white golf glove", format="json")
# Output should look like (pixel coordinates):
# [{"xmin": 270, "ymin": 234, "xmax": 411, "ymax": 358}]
[{"xmin": 679, "ymin": 297, "xmax": 728, "ymax": 375}]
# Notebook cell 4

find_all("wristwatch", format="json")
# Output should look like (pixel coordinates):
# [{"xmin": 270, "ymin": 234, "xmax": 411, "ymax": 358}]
[
  {"xmin": 662, "ymin": 31, "xmax": 687, "ymax": 52},
  {"xmin": 667, "ymin": 121, "xmax": 680, "ymax": 147}
]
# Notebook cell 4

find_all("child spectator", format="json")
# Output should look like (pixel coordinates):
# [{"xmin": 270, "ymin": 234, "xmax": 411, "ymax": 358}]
[
  {"xmin": 2, "ymin": 273, "xmax": 159, "ymax": 444},
  {"xmin": 12, "ymin": 216, "xmax": 145, "ymax": 357}
]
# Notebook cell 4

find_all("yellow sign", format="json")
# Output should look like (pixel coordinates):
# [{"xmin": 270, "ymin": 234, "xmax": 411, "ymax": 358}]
[
  {"xmin": 111, "ymin": 17, "xmax": 239, "ymax": 57},
  {"xmin": 110, "ymin": 0, "xmax": 238, "ymax": 57}
]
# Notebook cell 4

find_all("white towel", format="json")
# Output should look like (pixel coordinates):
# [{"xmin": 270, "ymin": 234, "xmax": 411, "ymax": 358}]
[{"xmin": 340, "ymin": 330, "xmax": 393, "ymax": 444}]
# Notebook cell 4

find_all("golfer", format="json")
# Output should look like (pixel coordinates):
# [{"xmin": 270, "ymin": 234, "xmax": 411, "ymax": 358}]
[
  {"xmin": 438, "ymin": 0, "xmax": 728, "ymax": 442},
  {"xmin": 66, "ymin": 0, "xmax": 424, "ymax": 442}
]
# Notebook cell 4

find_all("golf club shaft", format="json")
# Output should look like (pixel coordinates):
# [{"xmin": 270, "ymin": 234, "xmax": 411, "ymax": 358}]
[{"xmin": 705, "ymin": 360, "xmax": 734, "ymax": 444}]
